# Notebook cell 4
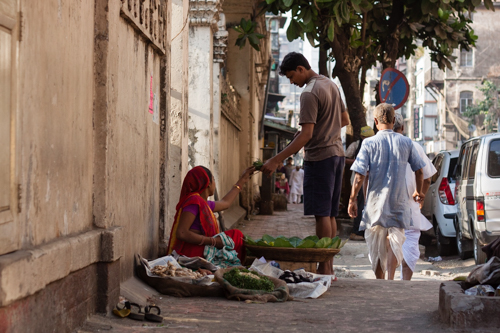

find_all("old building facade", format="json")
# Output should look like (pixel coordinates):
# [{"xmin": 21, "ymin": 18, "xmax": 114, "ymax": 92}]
[{"xmin": 0, "ymin": 0, "xmax": 271, "ymax": 331}]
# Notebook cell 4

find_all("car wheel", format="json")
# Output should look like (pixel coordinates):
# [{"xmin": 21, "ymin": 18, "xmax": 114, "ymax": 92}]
[
  {"xmin": 455, "ymin": 221, "xmax": 473, "ymax": 260},
  {"xmin": 473, "ymin": 232, "xmax": 487, "ymax": 265},
  {"xmin": 436, "ymin": 224, "xmax": 456, "ymax": 257}
]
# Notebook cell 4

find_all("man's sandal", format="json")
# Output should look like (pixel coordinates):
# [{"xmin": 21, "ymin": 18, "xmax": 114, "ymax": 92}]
[
  {"xmin": 125, "ymin": 301, "xmax": 145, "ymax": 321},
  {"xmin": 144, "ymin": 305, "xmax": 163, "ymax": 323}
]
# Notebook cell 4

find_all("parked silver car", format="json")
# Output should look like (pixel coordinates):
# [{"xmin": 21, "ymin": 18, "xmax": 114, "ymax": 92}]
[
  {"xmin": 454, "ymin": 133, "xmax": 500, "ymax": 264},
  {"xmin": 421, "ymin": 150, "xmax": 459, "ymax": 256}
]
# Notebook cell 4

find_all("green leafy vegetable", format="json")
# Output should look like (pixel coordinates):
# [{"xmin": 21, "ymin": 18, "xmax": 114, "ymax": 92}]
[
  {"xmin": 297, "ymin": 239, "xmax": 316, "ymax": 248},
  {"xmin": 256, "ymin": 240, "xmax": 271, "ymax": 247},
  {"xmin": 262, "ymin": 234, "xmax": 275, "ymax": 243},
  {"xmin": 303, "ymin": 235, "xmax": 319, "ymax": 243},
  {"xmin": 288, "ymin": 236, "xmax": 302, "ymax": 248},
  {"xmin": 274, "ymin": 238, "xmax": 293, "ymax": 248},
  {"xmin": 253, "ymin": 159, "xmax": 264, "ymax": 170},
  {"xmin": 244, "ymin": 235, "xmax": 257, "ymax": 246},
  {"xmin": 315, "ymin": 237, "xmax": 333, "ymax": 248},
  {"xmin": 329, "ymin": 236, "xmax": 341, "ymax": 249},
  {"xmin": 223, "ymin": 268, "xmax": 274, "ymax": 292}
]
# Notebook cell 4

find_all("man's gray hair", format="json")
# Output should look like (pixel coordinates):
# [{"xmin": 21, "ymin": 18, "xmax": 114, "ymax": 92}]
[
  {"xmin": 374, "ymin": 103, "xmax": 395, "ymax": 124},
  {"xmin": 393, "ymin": 113, "xmax": 404, "ymax": 132}
]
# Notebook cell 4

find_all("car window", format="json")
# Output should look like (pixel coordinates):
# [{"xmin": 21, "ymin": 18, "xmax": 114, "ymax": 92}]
[
  {"xmin": 468, "ymin": 143, "xmax": 479, "ymax": 179},
  {"xmin": 461, "ymin": 145, "xmax": 471, "ymax": 180},
  {"xmin": 431, "ymin": 155, "xmax": 442, "ymax": 183},
  {"xmin": 488, "ymin": 139, "xmax": 500, "ymax": 177},
  {"xmin": 448, "ymin": 157, "xmax": 458, "ymax": 182}
]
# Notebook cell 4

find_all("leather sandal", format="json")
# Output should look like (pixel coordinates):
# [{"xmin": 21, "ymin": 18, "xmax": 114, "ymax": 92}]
[{"xmin": 144, "ymin": 305, "xmax": 163, "ymax": 323}]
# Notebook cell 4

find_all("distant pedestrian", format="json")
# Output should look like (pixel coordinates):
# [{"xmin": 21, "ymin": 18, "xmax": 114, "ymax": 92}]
[
  {"xmin": 345, "ymin": 125, "xmax": 375, "ymax": 241},
  {"xmin": 348, "ymin": 103, "xmax": 426, "ymax": 280},
  {"xmin": 393, "ymin": 114, "xmax": 436, "ymax": 280},
  {"xmin": 261, "ymin": 52, "xmax": 350, "ymax": 275},
  {"xmin": 289, "ymin": 165, "xmax": 304, "ymax": 204},
  {"xmin": 283, "ymin": 157, "xmax": 294, "ymax": 182}
]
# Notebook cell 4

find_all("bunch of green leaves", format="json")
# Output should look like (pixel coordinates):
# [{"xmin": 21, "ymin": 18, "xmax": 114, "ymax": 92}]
[
  {"xmin": 253, "ymin": 159, "xmax": 264, "ymax": 170},
  {"xmin": 463, "ymin": 80, "xmax": 500, "ymax": 133},
  {"xmin": 223, "ymin": 268, "xmax": 274, "ymax": 292},
  {"xmin": 234, "ymin": 18, "xmax": 266, "ymax": 51},
  {"xmin": 245, "ymin": 234, "xmax": 344, "ymax": 249}
]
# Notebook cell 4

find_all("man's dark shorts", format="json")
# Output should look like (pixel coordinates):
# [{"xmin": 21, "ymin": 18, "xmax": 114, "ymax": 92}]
[{"xmin": 303, "ymin": 155, "xmax": 345, "ymax": 217}]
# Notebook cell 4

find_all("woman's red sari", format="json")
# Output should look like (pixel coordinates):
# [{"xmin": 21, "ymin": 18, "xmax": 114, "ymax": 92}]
[{"xmin": 166, "ymin": 166, "xmax": 244, "ymax": 261}]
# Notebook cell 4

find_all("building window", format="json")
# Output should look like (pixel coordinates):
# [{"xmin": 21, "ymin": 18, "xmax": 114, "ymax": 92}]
[
  {"xmin": 460, "ymin": 48, "xmax": 473, "ymax": 67},
  {"xmin": 460, "ymin": 91, "xmax": 473, "ymax": 113}
]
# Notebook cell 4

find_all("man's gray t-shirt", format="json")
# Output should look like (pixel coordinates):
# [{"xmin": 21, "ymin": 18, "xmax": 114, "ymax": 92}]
[
  {"xmin": 299, "ymin": 76, "xmax": 346, "ymax": 161},
  {"xmin": 350, "ymin": 130, "xmax": 426, "ymax": 229}
]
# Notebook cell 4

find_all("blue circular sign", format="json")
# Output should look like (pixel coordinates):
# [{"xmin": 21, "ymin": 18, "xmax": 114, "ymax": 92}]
[{"xmin": 379, "ymin": 68, "xmax": 409, "ymax": 110}]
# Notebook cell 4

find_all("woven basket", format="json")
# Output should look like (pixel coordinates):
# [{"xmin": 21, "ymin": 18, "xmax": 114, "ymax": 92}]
[{"xmin": 245, "ymin": 244, "xmax": 340, "ymax": 263}]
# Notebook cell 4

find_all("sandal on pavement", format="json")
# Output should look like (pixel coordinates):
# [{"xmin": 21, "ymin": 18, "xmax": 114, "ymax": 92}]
[
  {"xmin": 112, "ymin": 303, "xmax": 131, "ymax": 318},
  {"xmin": 144, "ymin": 305, "xmax": 163, "ymax": 323},
  {"xmin": 125, "ymin": 302, "xmax": 145, "ymax": 321}
]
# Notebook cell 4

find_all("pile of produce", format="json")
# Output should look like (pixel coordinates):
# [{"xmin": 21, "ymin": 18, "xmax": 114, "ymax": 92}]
[
  {"xmin": 151, "ymin": 261, "xmax": 206, "ymax": 279},
  {"xmin": 245, "ymin": 234, "xmax": 346, "ymax": 249},
  {"xmin": 223, "ymin": 268, "xmax": 274, "ymax": 292},
  {"xmin": 279, "ymin": 270, "xmax": 312, "ymax": 284}
]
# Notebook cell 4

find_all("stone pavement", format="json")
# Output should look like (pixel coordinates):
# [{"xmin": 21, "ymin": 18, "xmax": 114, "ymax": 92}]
[{"xmin": 77, "ymin": 204, "xmax": 494, "ymax": 332}]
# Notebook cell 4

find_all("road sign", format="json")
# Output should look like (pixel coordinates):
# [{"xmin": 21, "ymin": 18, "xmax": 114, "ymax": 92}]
[{"xmin": 379, "ymin": 68, "xmax": 410, "ymax": 110}]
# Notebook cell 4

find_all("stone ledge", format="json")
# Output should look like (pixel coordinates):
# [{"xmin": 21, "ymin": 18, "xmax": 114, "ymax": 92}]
[
  {"xmin": 0, "ymin": 227, "xmax": 123, "ymax": 307},
  {"xmin": 439, "ymin": 281, "xmax": 500, "ymax": 329}
]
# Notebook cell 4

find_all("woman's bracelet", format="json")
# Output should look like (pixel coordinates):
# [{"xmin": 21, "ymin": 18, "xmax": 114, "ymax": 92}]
[{"xmin": 233, "ymin": 184, "xmax": 241, "ymax": 191}]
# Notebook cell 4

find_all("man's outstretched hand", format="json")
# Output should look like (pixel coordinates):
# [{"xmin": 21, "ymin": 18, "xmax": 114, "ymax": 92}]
[{"xmin": 260, "ymin": 157, "xmax": 281, "ymax": 176}]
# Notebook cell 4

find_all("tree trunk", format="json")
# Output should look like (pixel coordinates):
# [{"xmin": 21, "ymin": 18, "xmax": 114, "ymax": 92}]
[
  {"xmin": 334, "ymin": 67, "xmax": 367, "ymax": 141},
  {"xmin": 330, "ymin": 37, "xmax": 367, "ymax": 141},
  {"xmin": 319, "ymin": 48, "xmax": 329, "ymax": 77}
]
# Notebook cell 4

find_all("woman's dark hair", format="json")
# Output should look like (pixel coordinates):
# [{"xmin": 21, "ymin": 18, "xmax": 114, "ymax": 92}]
[
  {"xmin": 279, "ymin": 52, "xmax": 311, "ymax": 76},
  {"xmin": 200, "ymin": 166, "xmax": 213, "ymax": 184}
]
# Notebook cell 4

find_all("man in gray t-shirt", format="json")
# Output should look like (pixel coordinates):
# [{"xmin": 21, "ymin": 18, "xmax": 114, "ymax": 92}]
[{"xmin": 261, "ymin": 52, "xmax": 350, "ymax": 275}]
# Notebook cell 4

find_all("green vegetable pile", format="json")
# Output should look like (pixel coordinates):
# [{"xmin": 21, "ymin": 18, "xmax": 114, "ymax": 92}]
[
  {"xmin": 245, "ymin": 234, "xmax": 346, "ymax": 249},
  {"xmin": 223, "ymin": 268, "xmax": 274, "ymax": 292},
  {"xmin": 252, "ymin": 159, "xmax": 263, "ymax": 170}
]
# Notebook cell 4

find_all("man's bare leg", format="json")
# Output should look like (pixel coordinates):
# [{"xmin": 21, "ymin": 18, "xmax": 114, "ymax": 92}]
[
  {"xmin": 386, "ymin": 236, "xmax": 399, "ymax": 280},
  {"xmin": 402, "ymin": 261, "xmax": 413, "ymax": 280},
  {"xmin": 375, "ymin": 260, "xmax": 385, "ymax": 279},
  {"xmin": 316, "ymin": 216, "xmax": 334, "ymax": 275}
]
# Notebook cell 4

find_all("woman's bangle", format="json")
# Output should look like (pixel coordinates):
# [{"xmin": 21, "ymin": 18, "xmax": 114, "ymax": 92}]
[
  {"xmin": 233, "ymin": 184, "xmax": 241, "ymax": 191},
  {"xmin": 199, "ymin": 237, "xmax": 205, "ymax": 246}
]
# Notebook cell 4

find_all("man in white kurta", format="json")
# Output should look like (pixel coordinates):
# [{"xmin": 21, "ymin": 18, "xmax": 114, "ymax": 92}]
[
  {"xmin": 393, "ymin": 114, "xmax": 436, "ymax": 280},
  {"xmin": 289, "ymin": 166, "xmax": 304, "ymax": 204}
]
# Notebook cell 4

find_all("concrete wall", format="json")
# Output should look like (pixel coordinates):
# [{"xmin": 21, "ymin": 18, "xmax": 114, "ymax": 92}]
[{"xmin": 0, "ymin": 0, "xmax": 171, "ymax": 331}]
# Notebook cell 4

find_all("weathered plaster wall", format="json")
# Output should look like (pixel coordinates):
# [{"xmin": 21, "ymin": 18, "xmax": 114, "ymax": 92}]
[
  {"xmin": 18, "ymin": 0, "xmax": 95, "ymax": 247},
  {"xmin": 165, "ymin": 0, "xmax": 190, "ymax": 246},
  {"xmin": 103, "ymin": 0, "xmax": 164, "ymax": 278}
]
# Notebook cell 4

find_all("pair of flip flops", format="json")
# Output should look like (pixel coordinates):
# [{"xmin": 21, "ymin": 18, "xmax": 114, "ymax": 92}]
[{"xmin": 113, "ymin": 301, "xmax": 163, "ymax": 323}]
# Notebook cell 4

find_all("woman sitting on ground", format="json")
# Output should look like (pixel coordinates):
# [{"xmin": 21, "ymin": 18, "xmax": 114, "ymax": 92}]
[{"xmin": 167, "ymin": 165, "xmax": 254, "ymax": 262}]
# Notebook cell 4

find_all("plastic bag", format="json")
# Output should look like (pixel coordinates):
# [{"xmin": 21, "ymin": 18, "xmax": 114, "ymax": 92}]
[{"xmin": 466, "ymin": 256, "xmax": 500, "ymax": 287}]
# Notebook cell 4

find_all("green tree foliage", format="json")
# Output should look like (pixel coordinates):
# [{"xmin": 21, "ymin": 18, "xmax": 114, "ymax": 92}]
[
  {"xmin": 234, "ymin": 18, "xmax": 266, "ymax": 51},
  {"xmin": 464, "ymin": 80, "xmax": 499, "ymax": 133},
  {"xmin": 259, "ymin": 0, "xmax": 494, "ymax": 139}
]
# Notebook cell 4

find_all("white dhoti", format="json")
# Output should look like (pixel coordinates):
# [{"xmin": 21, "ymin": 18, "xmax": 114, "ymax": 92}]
[
  {"xmin": 401, "ymin": 229, "xmax": 421, "ymax": 273},
  {"xmin": 365, "ymin": 225, "xmax": 406, "ymax": 274}
]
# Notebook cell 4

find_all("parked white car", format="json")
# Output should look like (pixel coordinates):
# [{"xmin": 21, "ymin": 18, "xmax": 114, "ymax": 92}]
[
  {"xmin": 454, "ymin": 133, "xmax": 500, "ymax": 264},
  {"xmin": 421, "ymin": 150, "xmax": 459, "ymax": 256}
]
